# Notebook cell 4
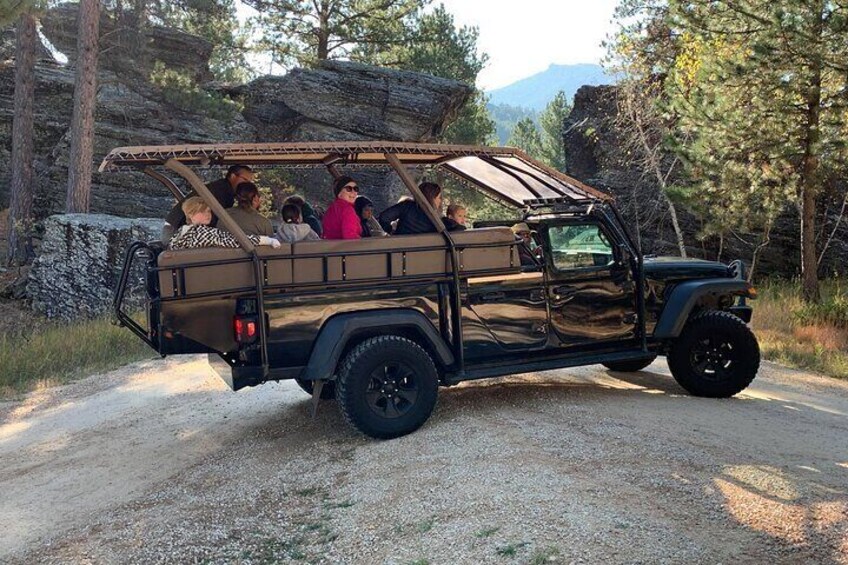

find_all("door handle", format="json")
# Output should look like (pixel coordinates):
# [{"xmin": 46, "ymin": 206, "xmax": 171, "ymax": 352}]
[
  {"xmin": 481, "ymin": 291, "xmax": 505, "ymax": 302},
  {"xmin": 552, "ymin": 285, "xmax": 577, "ymax": 297}
]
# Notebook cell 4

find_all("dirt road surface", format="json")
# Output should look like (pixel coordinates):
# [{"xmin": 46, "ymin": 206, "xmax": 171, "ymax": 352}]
[{"xmin": 1, "ymin": 356, "xmax": 847, "ymax": 564}]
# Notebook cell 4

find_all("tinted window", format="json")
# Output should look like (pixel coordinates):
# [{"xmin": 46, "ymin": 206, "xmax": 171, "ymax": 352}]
[{"xmin": 548, "ymin": 224, "xmax": 614, "ymax": 270}]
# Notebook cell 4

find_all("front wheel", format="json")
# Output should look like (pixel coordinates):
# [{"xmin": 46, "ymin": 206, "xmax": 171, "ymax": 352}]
[
  {"xmin": 336, "ymin": 336, "xmax": 439, "ymax": 439},
  {"xmin": 668, "ymin": 311, "xmax": 760, "ymax": 398}
]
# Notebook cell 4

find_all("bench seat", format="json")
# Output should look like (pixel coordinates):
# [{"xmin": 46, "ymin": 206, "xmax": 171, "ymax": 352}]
[{"xmin": 157, "ymin": 228, "xmax": 519, "ymax": 298}]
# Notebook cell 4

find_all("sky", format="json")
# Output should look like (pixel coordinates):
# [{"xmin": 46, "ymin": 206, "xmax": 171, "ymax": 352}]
[
  {"xmin": 238, "ymin": 0, "xmax": 620, "ymax": 90},
  {"xmin": 436, "ymin": 0, "xmax": 620, "ymax": 90}
]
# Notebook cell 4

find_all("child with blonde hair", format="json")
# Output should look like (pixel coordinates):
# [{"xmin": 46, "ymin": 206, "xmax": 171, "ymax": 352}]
[{"xmin": 168, "ymin": 197, "xmax": 280, "ymax": 250}]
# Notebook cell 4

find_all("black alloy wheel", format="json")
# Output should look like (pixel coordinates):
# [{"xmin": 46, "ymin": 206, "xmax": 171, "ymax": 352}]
[
  {"xmin": 336, "ymin": 335, "xmax": 439, "ymax": 439},
  {"xmin": 668, "ymin": 310, "xmax": 760, "ymax": 398}
]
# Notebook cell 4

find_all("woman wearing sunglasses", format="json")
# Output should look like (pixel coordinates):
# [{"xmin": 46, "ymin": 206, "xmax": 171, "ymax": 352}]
[{"xmin": 322, "ymin": 176, "xmax": 363, "ymax": 240}]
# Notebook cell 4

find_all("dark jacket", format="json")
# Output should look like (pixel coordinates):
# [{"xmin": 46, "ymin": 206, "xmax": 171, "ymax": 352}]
[
  {"xmin": 378, "ymin": 200, "xmax": 438, "ymax": 235},
  {"xmin": 442, "ymin": 217, "xmax": 467, "ymax": 232},
  {"xmin": 166, "ymin": 178, "xmax": 234, "ymax": 228},
  {"xmin": 300, "ymin": 201, "xmax": 323, "ymax": 237}
]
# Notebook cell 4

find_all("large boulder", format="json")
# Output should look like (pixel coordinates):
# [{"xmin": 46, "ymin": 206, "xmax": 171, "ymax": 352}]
[{"xmin": 28, "ymin": 214, "xmax": 164, "ymax": 320}]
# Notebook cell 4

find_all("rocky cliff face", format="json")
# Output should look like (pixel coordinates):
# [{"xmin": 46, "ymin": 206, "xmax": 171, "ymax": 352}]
[
  {"xmin": 0, "ymin": 3, "xmax": 471, "ymax": 220},
  {"xmin": 563, "ymin": 85, "xmax": 847, "ymax": 276}
]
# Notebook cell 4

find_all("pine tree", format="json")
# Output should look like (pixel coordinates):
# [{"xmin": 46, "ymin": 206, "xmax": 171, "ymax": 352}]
[
  {"xmin": 4, "ymin": 2, "xmax": 38, "ymax": 265},
  {"xmin": 66, "ymin": 0, "xmax": 101, "ymax": 213},
  {"xmin": 507, "ymin": 118, "xmax": 543, "ymax": 161},
  {"xmin": 245, "ymin": 0, "xmax": 423, "ymax": 67},
  {"xmin": 538, "ymin": 91, "xmax": 569, "ymax": 171}
]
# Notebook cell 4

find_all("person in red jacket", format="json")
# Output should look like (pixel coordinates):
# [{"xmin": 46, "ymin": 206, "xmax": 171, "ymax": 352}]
[{"xmin": 322, "ymin": 176, "xmax": 363, "ymax": 239}]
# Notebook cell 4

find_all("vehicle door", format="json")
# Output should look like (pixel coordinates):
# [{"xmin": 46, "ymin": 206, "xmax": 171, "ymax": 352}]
[
  {"xmin": 542, "ymin": 221, "xmax": 638, "ymax": 347},
  {"xmin": 463, "ymin": 260, "xmax": 549, "ymax": 357}
]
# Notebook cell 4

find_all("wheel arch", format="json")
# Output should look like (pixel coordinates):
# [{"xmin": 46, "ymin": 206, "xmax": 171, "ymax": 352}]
[
  {"xmin": 299, "ymin": 309, "xmax": 454, "ymax": 382},
  {"xmin": 654, "ymin": 279, "xmax": 753, "ymax": 339}
]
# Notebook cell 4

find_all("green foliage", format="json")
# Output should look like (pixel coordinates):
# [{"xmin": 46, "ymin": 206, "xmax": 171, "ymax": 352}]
[
  {"xmin": 507, "ymin": 117, "xmax": 543, "ymax": 161},
  {"xmin": 538, "ymin": 90, "xmax": 570, "ymax": 170},
  {"xmin": 0, "ymin": 0, "xmax": 39, "ymax": 27},
  {"xmin": 0, "ymin": 317, "xmax": 152, "ymax": 395},
  {"xmin": 246, "ymin": 0, "xmax": 423, "ymax": 67},
  {"xmin": 488, "ymin": 103, "xmax": 539, "ymax": 145},
  {"xmin": 441, "ymin": 91, "xmax": 497, "ymax": 145},
  {"xmin": 795, "ymin": 292, "xmax": 848, "ymax": 329},
  {"xmin": 608, "ymin": 0, "xmax": 848, "ymax": 297},
  {"xmin": 149, "ymin": 61, "xmax": 242, "ymax": 119}
]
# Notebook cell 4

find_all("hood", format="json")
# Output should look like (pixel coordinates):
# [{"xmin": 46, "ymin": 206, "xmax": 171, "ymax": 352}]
[
  {"xmin": 643, "ymin": 256, "xmax": 731, "ymax": 280},
  {"xmin": 277, "ymin": 223, "xmax": 317, "ymax": 243}
]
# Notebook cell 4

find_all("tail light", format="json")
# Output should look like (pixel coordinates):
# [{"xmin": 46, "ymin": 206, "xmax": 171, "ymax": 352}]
[{"xmin": 234, "ymin": 315, "xmax": 258, "ymax": 344}]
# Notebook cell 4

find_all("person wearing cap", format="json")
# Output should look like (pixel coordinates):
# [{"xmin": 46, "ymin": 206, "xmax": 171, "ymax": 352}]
[
  {"xmin": 512, "ymin": 222, "xmax": 538, "ymax": 266},
  {"xmin": 322, "ymin": 176, "xmax": 362, "ymax": 240}
]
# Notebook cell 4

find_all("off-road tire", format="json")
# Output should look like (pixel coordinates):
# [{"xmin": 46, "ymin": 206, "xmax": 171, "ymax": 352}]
[
  {"xmin": 602, "ymin": 356, "xmax": 657, "ymax": 373},
  {"xmin": 336, "ymin": 336, "xmax": 439, "ymax": 439},
  {"xmin": 668, "ymin": 310, "xmax": 760, "ymax": 398},
  {"xmin": 295, "ymin": 378, "xmax": 336, "ymax": 400}
]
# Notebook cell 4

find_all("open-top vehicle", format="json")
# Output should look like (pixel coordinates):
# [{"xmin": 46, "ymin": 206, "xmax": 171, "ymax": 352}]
[{"xmin": 106, "ymin": 142, "xmax": 759, "ymax": 439}]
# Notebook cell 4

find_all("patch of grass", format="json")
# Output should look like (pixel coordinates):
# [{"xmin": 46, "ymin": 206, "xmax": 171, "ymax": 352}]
[
  {"xmin": 414, "ymin": 516, "xmax": 436, "ymax": 534},
  {"xmin": 0, "ymin": 316, "xmax": 153, "ymax": 396},
  {"xmin": 474, "ymin": 526, "xmax": 500, "ymax": 538},
  {"xmin": 529, "ymin": 546, "xmax": 561, "ymax": 564},
  {"xmin": 495, "ymin": 541, "xmax": 529, "ymax": 557},
  {"xmin": 405, "ymin": 560, "xmax": 430, "ymax": 565},
  {"xmin": 752, "ymin": 279, "xmax": 848, "ymax": 379}
]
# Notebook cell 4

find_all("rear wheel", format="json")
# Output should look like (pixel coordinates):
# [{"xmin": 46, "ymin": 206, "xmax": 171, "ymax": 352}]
[
  {"xmin": 336, "ymin": 336, "xmax": 439, "ymax": 439},
  {"xmin": 295, "ymin": 378, "xmax": 336, "ymax": 400},
  {"xmin": 603, "ymin": 356, "xmax": 657, "ymax": 373},
  {"xmin": 668, "ymin": 311, "xmax": 760, "ymax": 398}
]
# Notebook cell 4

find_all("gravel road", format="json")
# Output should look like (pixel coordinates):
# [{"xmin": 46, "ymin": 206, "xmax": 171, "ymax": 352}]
[{"xmin": 1, "ymin": 356, "xmax": 847, "ymax": 564}]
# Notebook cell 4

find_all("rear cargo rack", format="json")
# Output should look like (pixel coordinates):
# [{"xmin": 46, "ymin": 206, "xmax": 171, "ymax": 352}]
[{"xmin": 114, "ymin": 240, "xmax": 159, "ymax": 350}]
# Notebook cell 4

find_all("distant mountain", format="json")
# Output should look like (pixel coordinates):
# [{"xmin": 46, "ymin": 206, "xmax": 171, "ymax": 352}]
[{"xmin": 487, "ymin": 63, "xmax": 615, "ymax": 111}]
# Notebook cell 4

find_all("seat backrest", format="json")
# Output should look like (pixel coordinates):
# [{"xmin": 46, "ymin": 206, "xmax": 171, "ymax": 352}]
[{"xmin": 155, "ymin": 228, "xmax": 519, "ymax": 298}]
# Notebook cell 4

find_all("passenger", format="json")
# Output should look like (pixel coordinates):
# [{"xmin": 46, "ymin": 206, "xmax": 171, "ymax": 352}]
[
  {"xmin": 511, "ymin": 222, "xmax": 538, "ymax": 266},
  {"xmin": 277, "ymin": 203, "xmax": 321, "ymax": 243},
  {"xmin": 443, "ymin": 203, "xmax": 468, "ymax": 232},
  {"xmin": 284, "ymin": 194, "xmax": 323, "ymax": 237},
  {"xmin": 354, "ymin": 196, "xmax": 388, "ymax": 237},
  {"xmin": 165, "ymin": 164, "xmax": 254, "ymax": 235},
  {"xmin": 226, "ymin": 182, "xmax": 274, "ymax": 237},
  {"xmin": 322, "ymin": 176, "xmax": 362, "ymax": 240},
  {"xmin": 379, "ymin": 182, "xmax": 463, "ymax": 235},
  {"xmin": 168, "ymin": 197, "xmax": 280, "ymax": 250}
]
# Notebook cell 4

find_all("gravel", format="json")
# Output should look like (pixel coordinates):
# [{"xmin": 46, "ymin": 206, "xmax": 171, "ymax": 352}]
[{"xmin": 1, "ymin": 358, "xmax": 847, "ymax": 564}]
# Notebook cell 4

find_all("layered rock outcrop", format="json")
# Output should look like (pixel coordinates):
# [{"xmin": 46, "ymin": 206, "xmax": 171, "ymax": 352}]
[{"xmin": 0, "ymin": 3, "xmax": 471, "ymax": 220}]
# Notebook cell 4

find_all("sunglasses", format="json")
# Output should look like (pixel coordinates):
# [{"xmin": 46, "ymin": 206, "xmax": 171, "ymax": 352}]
[{"xmin": 343, "ymin": 185, "xmax": 359, "ymax": 192}]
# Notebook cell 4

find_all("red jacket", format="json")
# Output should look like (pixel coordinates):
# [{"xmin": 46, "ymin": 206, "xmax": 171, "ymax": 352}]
[{"xmin": 322, "ymin": 198, "xmax": 362, "ymax": 240}]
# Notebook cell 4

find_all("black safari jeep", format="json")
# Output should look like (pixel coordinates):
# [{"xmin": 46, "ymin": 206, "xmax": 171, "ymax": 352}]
[{"xmin": 107, "ymin": 142, "xmax": 760, "ymax": 439}]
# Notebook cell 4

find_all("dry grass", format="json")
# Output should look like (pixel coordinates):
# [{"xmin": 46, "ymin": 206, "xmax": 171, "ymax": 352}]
[
  {"xmin": 0, "ymin": 316, "xmax": 154, "ymax": 397},
  {"xmin": 752, "ymin": 279, "xmax": 848, "ymax": 379}
]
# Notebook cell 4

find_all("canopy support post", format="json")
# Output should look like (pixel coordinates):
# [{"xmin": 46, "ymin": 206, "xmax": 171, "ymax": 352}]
[
  {"xmin": 385, "ymin": 152, "xmax": 465, "ymax": 375},
  {"xmin": 163, "ymin": 159, "xmax": 269, "ymax": 378},
  {"xmin": 143, "ymin": 167, "xmax": 185, "ymax": 201}
]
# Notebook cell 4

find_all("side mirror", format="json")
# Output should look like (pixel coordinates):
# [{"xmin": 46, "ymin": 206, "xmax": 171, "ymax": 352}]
[{"xmin": 617, "ymin": 243, "xmax": 633, "ymax": 267}]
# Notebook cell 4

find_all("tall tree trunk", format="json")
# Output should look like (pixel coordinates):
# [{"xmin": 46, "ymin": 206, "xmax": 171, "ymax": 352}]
[
  {"xmin": 799, "ymin": 12, "xmax": 823, "ymax": 304},
  {"xmin": 7, "ymin": 11, "xmax": 37, "ymax": 266},
  {"xmin": 66, "ymin": 0, "xmax": 101, "ymax": 213}
]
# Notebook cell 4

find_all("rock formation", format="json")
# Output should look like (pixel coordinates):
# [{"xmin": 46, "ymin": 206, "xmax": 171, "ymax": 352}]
[
  {"xmin": 0, "ymin": 3, "xmax": 472, "ymax": 220},
  {"xmin": 27, "ymin": 214, "xmax": 164, "ymax": 320}
]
